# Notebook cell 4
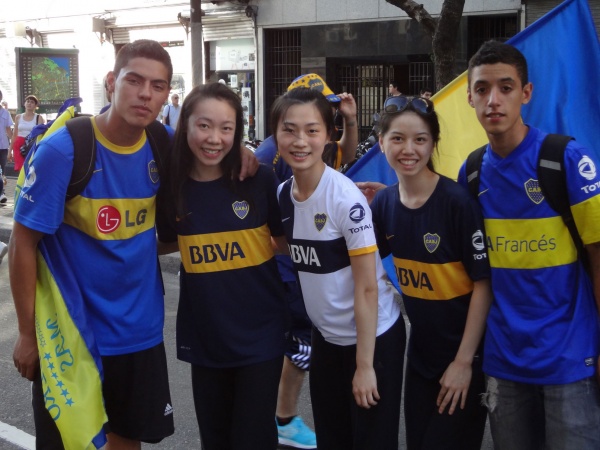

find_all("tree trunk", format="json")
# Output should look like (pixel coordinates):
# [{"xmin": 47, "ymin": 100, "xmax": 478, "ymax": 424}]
[
  {"xmin": 385, "ymin": 0, "xmax": 437, "ymax": 35},
  {"xmin": 386, "ymin": 0, "xmax": 466, "ymax": 91},
  {"xmin": 432, "ymin": 0, "xmax": 465, "ymax": 89}
]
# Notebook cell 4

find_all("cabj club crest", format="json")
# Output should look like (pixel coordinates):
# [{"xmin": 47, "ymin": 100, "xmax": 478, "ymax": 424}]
[
  {"xmin": 524, "ymin": 179, "xmax": 544, "ymax": 204},
  {"xmin": 232, "ymin": 201, "xmax": 250, "ymax": 219},
  {"xmin": 424, "ymin": 233, "xmax": 440, "ymax": 253},
  {"xmin": 314, "ymin": 213, "xmax": 327, "ymax": 231}
]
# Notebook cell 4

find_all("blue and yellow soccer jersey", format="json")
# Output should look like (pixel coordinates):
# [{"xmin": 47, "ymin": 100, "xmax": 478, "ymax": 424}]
[
  {"xmin": 277, "ymin": 166, "xmax": 400, "ymax": 346},
  {"xmin": 458, "ymin": 126, "xmax": 600, "ymax": 384},
  {"xmin": 156, "ymin": 165, "xmax": 287, "ymax": 368},
  {"xmin": 371, "ymin": 176, "xmax": 490, "ymax": 378},
  {"xmin": 14, "ymin": 118, "xmax": 165, "ymax": 356}
]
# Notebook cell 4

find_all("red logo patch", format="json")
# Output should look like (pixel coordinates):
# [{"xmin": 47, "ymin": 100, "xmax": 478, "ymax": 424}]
[{"xmin": 97, "ymin": 206, "xmax": 121, "ymax": 234}]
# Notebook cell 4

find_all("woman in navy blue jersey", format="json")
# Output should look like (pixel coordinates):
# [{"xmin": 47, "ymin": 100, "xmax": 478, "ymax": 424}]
[
  {"xmin": 156, "ymin": 82, "xmax": 287, "ymax": 450},
  {"xmin": 367, "ymin": 96, "xmax": 493, "ymax": 450}
]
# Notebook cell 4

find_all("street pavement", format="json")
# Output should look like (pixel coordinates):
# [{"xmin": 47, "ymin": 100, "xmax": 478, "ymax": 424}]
[{"xmin": 0, "ymin": 172, "xmax": 493, "ymax": 449}]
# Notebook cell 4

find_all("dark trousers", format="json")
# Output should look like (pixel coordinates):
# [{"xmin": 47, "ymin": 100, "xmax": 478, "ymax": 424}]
[
  {"xmin": 404, "ymin": 359, "xmax": 487, "ymax": 450},
  {"xmin": 0, "ymin": 148, "xmax": 7, "ymax": 193},
  {"xmin": 310, "ymin": 316, "xmax": 406, "ymax": 450},
  {"xmin": 191, "ymin": 356, "xmax": 283, "ymax": 450}
]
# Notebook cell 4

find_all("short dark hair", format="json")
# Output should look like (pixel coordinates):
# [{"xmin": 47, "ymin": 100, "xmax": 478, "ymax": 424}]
[
  {"xmin": 420, "ymin": 87, "xmax": 432, "ymax": 95},
  {"xmin": 169, "ymin": 82, "xmax": 244, "ymax": 216},
  {"xmin": 468, "ymin": 40, "xmax": 528, "ymax": 87},
  {"xmin": 390, "ymin": 81, "xmax": 399, "ymax": 89},
  {"xmin": 270, "ymin": 87, "xmax": 335, "ymax": 147},
  {"xmin": 114, "ymin": 40, "xmax": 173, "ymax": 85},
  {"xmin": 379, "ymin": 97, "xmax": 440, "ymax": 172}
]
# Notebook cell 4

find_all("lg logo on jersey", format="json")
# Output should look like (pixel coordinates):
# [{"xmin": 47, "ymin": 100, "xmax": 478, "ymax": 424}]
[{"xmin": 96, "ymin": 206, "xmax": 148, "ymax": 234}]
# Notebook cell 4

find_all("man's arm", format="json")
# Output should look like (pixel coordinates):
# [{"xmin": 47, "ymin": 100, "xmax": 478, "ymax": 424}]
[
  {"xmin": 9, "ymin": 222, "xmax": 44, "ymax": 381},
  {"xmin": 337, "ymin": 93, "xmax": 359, "ymax": 164},
  {"xmin": 238, "ymin": 145, "xmax": 259, "ymax": 181}
]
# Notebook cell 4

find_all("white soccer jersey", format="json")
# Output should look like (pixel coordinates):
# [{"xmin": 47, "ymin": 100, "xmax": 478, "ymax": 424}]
[{"xmin": 278, "ymin": 166, "xmax": 400, "ymax": 345}]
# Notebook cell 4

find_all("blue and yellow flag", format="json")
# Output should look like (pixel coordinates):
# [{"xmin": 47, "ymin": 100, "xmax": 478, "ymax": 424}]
[
  {"xmin": 35, "ymin": 237, "xmax": 108, "ymax": 449},
  {"xmin": 346, "ymin": 0, "xmax": 600, "ymax": 290},
  {"xmin": 434, "ymin": 0, "xmax": 600, "ymax": 178},
  {"xmin": 17, "ymin": 101, "xmax": 108, "ymax": 449}
]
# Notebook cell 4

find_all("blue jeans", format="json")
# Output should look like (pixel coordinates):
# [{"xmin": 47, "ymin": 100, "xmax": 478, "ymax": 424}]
[{"xmin": 483, "ymin": 375, "xmax": 600, "ymax": 450}]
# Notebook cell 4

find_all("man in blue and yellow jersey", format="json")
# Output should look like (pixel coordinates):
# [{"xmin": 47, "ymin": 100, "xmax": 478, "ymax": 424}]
[
  {"xmin": 9, "ymin": 39, "xmax": 176, "ymax": 450},
  {"xmin": 458, "ymin": 40, "xmax": 600, "ymax": 450}
]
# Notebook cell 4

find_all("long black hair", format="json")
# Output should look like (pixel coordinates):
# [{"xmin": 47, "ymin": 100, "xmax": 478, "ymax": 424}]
[{"xmin": 168, "ymin": 82, "xmax": 244, "ymax": 217}]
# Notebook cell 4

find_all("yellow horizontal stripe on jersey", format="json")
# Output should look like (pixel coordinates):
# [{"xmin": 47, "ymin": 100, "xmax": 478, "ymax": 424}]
[
  {"xmin": 179, "ymin": 224, "xmax": 274, "ymax": 274},
  {"xmin": 348, "ymin": 244, "xmax": 377, "ymax": 257},
  {"xmin": 484, "ymin": 216, "xmax": 577, "ymax": 269},
  {"xmin": 572, "ymin": 195, "xmax": 600, "ymax": 245},
  {"xmin": 64, "ymin": 196, "xmax": 156, "ymax": 240},
  {"xmin": 393, "ymin": 257, "xmax": 473, "ymax": 300}
]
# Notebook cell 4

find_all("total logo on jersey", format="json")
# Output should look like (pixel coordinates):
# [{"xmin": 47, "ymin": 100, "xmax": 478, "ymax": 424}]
[
  {"xmin": 578, "ymin": 156, "xmax": 600, "ymax": 194},
  {"xmin": 472, "ymin": 229, "xmax": 487, "ymax": 260},
  {"xmin": 424, "ymin": 233, "xmax": 440, "ymax": 253},
  {"xmin": 96, "ymin": 205, "xmax": 148, "ymax": 234},
  {"xmin": 18, "ymin": 165, "xmax": 37, "ymax": 203},
  {"xmin": 349, "ymin": 203, "xmax": 366, "ymax": 223},
  {"xmin": 578, "ymin": 156, "xmax": 596, "ymax": 181}
]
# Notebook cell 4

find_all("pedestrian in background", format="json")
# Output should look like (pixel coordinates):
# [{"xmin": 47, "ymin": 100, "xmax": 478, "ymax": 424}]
[
  {"xmin": 162, "ymin": 92, "xmax": 181, "ymax": 128},
  {"xmin": 0, "ymin": 89, "xmax": 13, "ymax": 204},
  {"xmin": 10, "ymin": 95, "xmax": 45, "ymax": 172}
]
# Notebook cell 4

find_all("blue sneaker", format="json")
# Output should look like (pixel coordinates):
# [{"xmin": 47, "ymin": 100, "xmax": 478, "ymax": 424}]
[{"xmin": 277, "ymin": 416, "xmax": 317, "ymax": 449}]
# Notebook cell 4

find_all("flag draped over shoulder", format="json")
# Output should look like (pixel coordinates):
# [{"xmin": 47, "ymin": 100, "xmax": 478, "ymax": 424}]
[
  {"xmin": 346, "ymin": 0, "xmax": 600, "ymax": 292},
  {"xmin": 35, "ymin": 236, "xmax": 107, "ymax": 449}
]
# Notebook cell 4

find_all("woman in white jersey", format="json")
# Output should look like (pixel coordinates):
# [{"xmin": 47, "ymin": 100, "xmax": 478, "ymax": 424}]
[
  {"xmin": 11, "ymin": 95, "xmax": 45, "ymax": 171},
  {"xmin": 272, "ymin": 87, "xmax": 406, "ymax": 450}
]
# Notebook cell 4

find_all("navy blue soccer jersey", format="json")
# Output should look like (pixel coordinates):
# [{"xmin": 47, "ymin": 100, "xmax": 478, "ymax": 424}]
[
  {"xmin": 370, "ymin": 176, "xmax": 490, "ymax": 377},
  {"xmin": 157, "ymin": 165, "xmax": 287, "ymax": 368}
]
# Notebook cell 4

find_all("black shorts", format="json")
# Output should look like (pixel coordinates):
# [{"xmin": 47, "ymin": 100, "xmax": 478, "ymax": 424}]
[
  {"xmin": 283, "ymin": 281, "xmax": 312, "ymax": 371},
  {"xmin": 33, "ymin": 342, "xmax": 174, "ymax": 448}
]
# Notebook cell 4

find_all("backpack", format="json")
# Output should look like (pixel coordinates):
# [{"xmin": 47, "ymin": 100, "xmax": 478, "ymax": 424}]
[
  {"xmin": 17, "ymin": 97, "xmax": 170, "ymax": 201},
  {"xmin": 465, "ymin": 134, "xmax": 589, "ymax": 271}
]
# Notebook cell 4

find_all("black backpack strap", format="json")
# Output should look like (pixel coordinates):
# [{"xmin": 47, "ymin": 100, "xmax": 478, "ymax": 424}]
[
  {"xmin": 145, "ymin": 121, "xmax": 171, "ymax": 297},
  {"xmin": 465, "ymin": 144, "xmax": 487, "ymax": 200},
  {"xmin": 537, "ymin": 134, "xmax": 589, "ymax": 270},
  {"xmin": 65, "ymin": 116, "xmax": 96, "ymax": 200}
]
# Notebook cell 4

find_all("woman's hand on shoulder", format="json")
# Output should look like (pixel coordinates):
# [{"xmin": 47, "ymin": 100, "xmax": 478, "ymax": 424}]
[{"xmin": 355, "ymin": 181, "xmax": 387, "ymax": 205}]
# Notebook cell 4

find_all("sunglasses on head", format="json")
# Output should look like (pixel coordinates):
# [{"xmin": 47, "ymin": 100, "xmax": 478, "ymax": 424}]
[{"xmin": 383, "ymin": 96, "xmax": 432, "ymax": 114}]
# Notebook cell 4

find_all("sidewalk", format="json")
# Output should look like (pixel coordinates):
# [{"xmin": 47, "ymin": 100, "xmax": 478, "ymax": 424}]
[{"xmin": 0, "ymin": 173, "xmax": 181, "ymax": 274}]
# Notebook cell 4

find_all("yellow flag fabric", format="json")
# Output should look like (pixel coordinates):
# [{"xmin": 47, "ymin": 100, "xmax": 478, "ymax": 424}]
[
  {"xmin": 35, "ymin": 244, "xmax": 107, "ymax": 449},
  {"xmin": 431, "ymin": 72, "xmax": 487, "ymax": 180}
]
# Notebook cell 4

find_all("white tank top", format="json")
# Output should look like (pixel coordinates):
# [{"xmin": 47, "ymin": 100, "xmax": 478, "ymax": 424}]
[{"xmin": 17, "ymin": 114, "xmax": 39, "ymax": 138}]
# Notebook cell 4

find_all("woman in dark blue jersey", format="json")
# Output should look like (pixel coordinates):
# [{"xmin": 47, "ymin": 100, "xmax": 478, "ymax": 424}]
[
  {"xmin": 368, "ymin": 96, "xmax": 493, "ymax": 450},
  {"xmin": 156, "ymin": 83, "xmax": 287, "ymax": 450}
]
